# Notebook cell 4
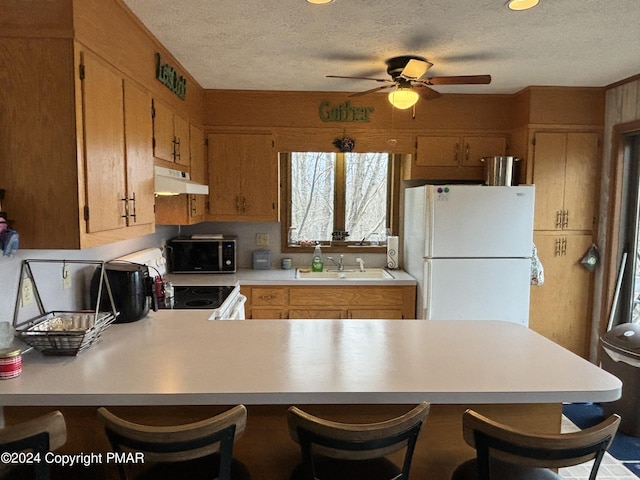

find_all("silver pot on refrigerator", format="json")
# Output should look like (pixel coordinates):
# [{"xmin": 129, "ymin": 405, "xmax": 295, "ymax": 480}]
[{"xmin": 481, "ymin": 156, "xmax": 521, "ymax": 186}]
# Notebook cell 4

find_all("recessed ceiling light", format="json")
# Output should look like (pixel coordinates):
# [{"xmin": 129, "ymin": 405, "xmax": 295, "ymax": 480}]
[
  {"xmin": 307, "ymin": 0, "xmax": 334, "ymax": 4},
  {"xmin": 506, "ymin": 0, "xmax": 539, "ymax": 11}
]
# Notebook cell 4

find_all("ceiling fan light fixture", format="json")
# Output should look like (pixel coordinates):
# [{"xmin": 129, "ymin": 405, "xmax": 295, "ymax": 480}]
[
  {"xmin": 306, "ymin": 0, "xmax": 334, "ymax": 4},
  {"xmin": 506, "ymin": 0, "xmax": 539, "ymax": 11},
  {"xmin": 388, "ymin": 86, "xmax": 419, "ymax": 110}
]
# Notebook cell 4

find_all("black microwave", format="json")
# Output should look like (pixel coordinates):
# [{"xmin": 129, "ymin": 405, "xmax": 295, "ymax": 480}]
[{"xmin": 168, "ymin": 236, "xmax": 237, "ymax": 273}]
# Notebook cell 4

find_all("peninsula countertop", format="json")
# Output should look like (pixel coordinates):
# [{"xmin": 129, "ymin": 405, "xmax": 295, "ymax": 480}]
[{"xmin": 0, "ymin": 313, "xmax": 621, "ymax": 407}]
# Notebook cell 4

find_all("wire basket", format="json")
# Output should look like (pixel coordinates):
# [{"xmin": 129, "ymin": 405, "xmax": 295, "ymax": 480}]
[
  {"xmin": 15, "ymin": 310, "xmax": 116, "ymax": 356},
  {"xmin": 13, "ymin": 260, "xmax": 119, "ymax": 356}
]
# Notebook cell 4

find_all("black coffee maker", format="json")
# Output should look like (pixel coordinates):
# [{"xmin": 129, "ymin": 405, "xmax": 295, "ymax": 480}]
[{"xmin": 90, "ymin": 262, "xmax": 158, "ymax": 323}]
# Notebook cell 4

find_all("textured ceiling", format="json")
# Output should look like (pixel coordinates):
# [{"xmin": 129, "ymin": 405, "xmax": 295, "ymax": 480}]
[{"xmin": 122, "ymin": 0, "xmax": 640, "ymax": 95}]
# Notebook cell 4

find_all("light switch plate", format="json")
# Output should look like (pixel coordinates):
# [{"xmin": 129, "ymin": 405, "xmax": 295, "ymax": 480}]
[
  {"xmin": 21, "ymin": 278, "xmax": 34, "ymax": 307},
  {"xmin": 256, "ymin": 233, "xmax": 269, "ymax": 246}
]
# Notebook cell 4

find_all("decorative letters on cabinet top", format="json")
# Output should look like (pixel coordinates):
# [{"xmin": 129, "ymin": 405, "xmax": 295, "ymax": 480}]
[
  {"xmin": 318, "ymin": 101, "xmax": 374, "ymax": 123},
  {"xmin": 155, "ymin": 53, "xmax": 187, "ymax": 100}
]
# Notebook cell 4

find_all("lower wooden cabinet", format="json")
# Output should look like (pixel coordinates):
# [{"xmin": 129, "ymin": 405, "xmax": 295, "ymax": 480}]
[
  {"xmin": 529, "ymin": 232, "xmax": 594, "ymax": 357},
  {"xmin": 243, "ymin": 285, "xmax": 416, "ymax": 320}
]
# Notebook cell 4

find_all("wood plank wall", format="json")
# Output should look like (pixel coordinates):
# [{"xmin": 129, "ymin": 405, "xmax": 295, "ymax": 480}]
[{"xmin": 595, "ymin": 78, "xmax": 640, "ymax": 359}]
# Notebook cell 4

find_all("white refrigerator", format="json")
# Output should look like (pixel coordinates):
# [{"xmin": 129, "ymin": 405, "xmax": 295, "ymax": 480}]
[{"xmin": 403, "ymin": 184, "xmax": 535, "ymax": 325}]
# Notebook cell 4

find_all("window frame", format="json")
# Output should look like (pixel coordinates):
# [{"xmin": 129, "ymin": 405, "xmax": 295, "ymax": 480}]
[{"xmin": 280, "ymin": 152, "xmax": 402, "ymax": 253}]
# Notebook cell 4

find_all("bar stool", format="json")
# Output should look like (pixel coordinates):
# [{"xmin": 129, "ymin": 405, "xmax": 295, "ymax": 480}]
[
  {"xmin": 287, "ymin": 402, "xmax": 430, "ymax": 480},
  {"xmin": 97, "ymin": 405, "xmax": 251, "ymax": 480},
  {"xmin": 0, "ymin": 410, "xmax": 67, "ymax": 480},
  {"xmin": 451, "ymin": 409, "xmax": 621, "ymax": 480}
]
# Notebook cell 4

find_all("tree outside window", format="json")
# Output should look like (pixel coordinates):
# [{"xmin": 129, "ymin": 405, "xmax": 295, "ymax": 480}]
[{"xmin": 288, "ymin": 152, "xmax": 389, "ymax": 245}]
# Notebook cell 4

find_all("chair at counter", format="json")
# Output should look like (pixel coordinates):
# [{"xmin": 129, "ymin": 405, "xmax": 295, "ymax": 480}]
[
  {"xmin": 450, "ymin": 409, "xmax": 620, "ymax": 480},
  {"xmin": 286, "ymin": 402, "xmax": 430, "ymax": 480},
  {"xmin": 97, "ymin": 405, "xmax": 251, "ymax": 480}
]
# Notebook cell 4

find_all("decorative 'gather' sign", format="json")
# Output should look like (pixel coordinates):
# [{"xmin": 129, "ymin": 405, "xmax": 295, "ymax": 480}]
[
  {"xmin": 318, "ymin": 101, "xmax": 374, "ymax": 123},
  {"xmin": 155, "ymin": 53, "xmax": 187, "ymax": 100}
]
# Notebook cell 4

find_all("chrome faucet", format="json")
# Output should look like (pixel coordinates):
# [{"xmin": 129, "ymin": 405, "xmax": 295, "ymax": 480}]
[
  {"xmin": 355, "ymin": 257, "xmax": 365, "ymax": 272},
  {"xmin": 326, "ymin": 254, "xmax": 345, "ymax": 272}
]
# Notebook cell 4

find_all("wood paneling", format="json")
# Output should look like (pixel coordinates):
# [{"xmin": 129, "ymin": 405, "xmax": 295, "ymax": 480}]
[
  {"xmin": 0, "ymin": 37, "xmax": 81, "ymax": 249},
  {"xmin": 527, "ymin": 87, "xmax": 605, "ymax": 126}
]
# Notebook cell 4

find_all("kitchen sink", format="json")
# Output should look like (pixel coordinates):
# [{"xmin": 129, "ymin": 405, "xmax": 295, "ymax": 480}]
[{"xmin": 295, "ymin": 268, "xmax": 395, "ymax": 280}]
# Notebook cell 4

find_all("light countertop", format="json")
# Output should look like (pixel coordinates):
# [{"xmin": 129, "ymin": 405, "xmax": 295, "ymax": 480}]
[
  {"xmin": 165, "ymin": 267, "xmax": 417, "ymax": 287},
  {"xmin": 0, "ymin": 313, "xmax": 621, "ymax": 407}
]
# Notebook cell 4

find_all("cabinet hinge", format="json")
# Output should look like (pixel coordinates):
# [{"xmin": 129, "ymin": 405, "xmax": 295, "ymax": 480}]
[
  {"xmin": 83, "ymin": 205, "xmax": 90, "ymax": 221},
  {"xmin": 79, "ymin": 63, "xmax": 85, "ymax": 80}
]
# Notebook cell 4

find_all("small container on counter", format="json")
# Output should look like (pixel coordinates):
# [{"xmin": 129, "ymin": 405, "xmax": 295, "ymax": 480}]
[
  {"xmin": 282, "ymin": 258, "xmax": 292, "ymax": 270},
  {"xmin": 0, "ymin": 348, "xmax": 22, "ymax": 379}
]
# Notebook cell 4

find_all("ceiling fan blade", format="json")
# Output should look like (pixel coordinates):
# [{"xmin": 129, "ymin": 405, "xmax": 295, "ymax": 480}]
[
  {"xmin": 424, "ymin": 75, "xmax": 492, "ymax": 85},
  {"xmin": 400, "ymin": 58, "xmax": 433, "ymax": 79},
  {"xmin": 412, "ymin": 84, "xmax": 442, "ymax": 100},
  {"xmin": 326, "ymin": 75, "xmax": 393, "ymax": 83},
  {"xmin": 348, "ymin": 85, "xmax": 394, "ymax": 97}
]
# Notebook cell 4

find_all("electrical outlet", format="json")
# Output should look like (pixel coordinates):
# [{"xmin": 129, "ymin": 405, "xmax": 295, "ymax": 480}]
[
  {"xmin": 21, "ymin": 278, "xmax": 34, "ymax": 307},
  {"xmin": 256, "ymin": 233, "xmax": 269, "ymax": 246},
  {"xmin": 63, "ymin": 265, "xmax": 72, "ymax": 290}
]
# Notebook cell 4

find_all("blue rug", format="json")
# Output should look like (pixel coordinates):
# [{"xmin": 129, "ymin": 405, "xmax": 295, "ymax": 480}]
[{"xmin": 563, "ymin": 402, "xmax": 640, "ymax": 470}]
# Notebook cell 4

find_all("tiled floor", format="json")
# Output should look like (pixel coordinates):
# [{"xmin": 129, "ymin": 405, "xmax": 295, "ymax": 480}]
[{"xmin": 560, "ymin": 415, "xmax": 640, "ymax": 480}]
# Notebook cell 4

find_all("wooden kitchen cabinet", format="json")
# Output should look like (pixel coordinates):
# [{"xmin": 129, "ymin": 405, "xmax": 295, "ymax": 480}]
[
  {"xmin": 82, "ymin": 53, "xmax": 156, "ymax": 236},
  {"xmin": 207, "ymin": 133, "xmax": 279, "ymax": 222},
  {"xmin": 152, "ymin": 99, "xmax": 190, "ymax": 168},
  {"xmin": 243, "ymin": 285, "xmax": 415, "ymax": 320},
  {"xmin": 122, "ymin": 80, "xmax": 156, "ymax": 228},
  {"xmin": 155, "ymin": 123, "xmax": 208, "ymax": 225},
  {"xmin": 529, "ymin": 232, "xmax": 594, "ymax": 357},
  {"xmin": 404, "ymin": 134, "xmax": 507, "ymax": 181},
  {"xmin": 531, "ymin": 132, "xmax": 599, "ymax": 231}
]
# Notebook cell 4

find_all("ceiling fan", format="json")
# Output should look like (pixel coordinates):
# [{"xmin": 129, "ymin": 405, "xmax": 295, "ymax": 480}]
[{"xmin": 327, "ymin": 55, "xmax": 491, "ymax": 109}]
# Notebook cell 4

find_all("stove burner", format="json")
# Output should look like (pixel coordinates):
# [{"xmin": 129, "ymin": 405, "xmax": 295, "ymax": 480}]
[
  {"xmin": 159, "ymin": 285, "xmax": 237, "ymax": 311},
  {"xmin": 185, "ymin": 299, "xmax": 215, "ymax": 307}
]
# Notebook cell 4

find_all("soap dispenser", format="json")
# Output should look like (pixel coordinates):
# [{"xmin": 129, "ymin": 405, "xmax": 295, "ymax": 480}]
[{"xmin": 311, "ymin": 244, "xmax": 324, "ymax": 272}]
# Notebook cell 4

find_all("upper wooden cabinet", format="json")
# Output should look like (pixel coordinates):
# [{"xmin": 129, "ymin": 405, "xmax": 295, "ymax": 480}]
[
  {"xmin": 152, "ymin": 99, "xmax": 190, "ymax": 168},
  {"xmin": 404, "ymin": 134, "xmax": 507, "ymax": 181},
  {"xmin": 531, "ymin": 132, "xmax": 599, "ymax": 231},
  {"xmin": 155, "ymin": 123, "xmax": 208, "ymax": 225},
  {"xmin": 123, "ymin": 80, "xmax": 156, "ymax": 228},
  {"xmin": 207, "ymin": 133, "xmax": 279, "ymax": 222},
  {"xmin": 0, "ymin": 38, "xmax": 155, "ymax": 249},
  {"xmin": 79, "ymin": 51, "xmax": 156, "ymax": 241}
]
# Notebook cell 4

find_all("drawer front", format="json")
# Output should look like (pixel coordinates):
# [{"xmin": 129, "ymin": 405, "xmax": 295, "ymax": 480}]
[
  {"xmin": 289, "ymin": 287, "xmax": 402, "ymax": 306},
  {"xmin": 252, "ymin": 287, "xmax": 287, "ymax": 306}
]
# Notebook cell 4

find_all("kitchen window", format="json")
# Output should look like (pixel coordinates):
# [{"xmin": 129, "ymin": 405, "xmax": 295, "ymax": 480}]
[{"xmin": 281, "ymin": 152, "xmax": 400, "ymax": 252}]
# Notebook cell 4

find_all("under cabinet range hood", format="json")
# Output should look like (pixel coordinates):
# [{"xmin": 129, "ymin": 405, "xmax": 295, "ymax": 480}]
[{"xmin": 154, "ymin": 166, "xmax": 209, "ymax": 196}]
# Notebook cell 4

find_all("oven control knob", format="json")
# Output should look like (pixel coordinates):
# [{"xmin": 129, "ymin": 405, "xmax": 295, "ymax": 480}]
[{"xmin": 225, "ymin": 259, "xmax": 232, "ymax": 266}]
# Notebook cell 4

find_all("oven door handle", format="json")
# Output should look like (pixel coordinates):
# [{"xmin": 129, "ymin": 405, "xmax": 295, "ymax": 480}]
[{"xmin": 210, "ymin": 294, "xmax": 246, "ymax": 320}]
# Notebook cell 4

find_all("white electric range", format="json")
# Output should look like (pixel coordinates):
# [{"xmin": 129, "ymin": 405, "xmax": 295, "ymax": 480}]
[{"xmin": 115, "ymin": 248, "xmax": 245, "ymax": 320}]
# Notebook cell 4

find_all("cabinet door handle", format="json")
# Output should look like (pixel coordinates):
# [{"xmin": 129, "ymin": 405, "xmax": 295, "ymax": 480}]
[
  {"xmin": 190, "ymin": 195, "xmax": 197, "ymax": 216},
  {"xmin": 555, "ymin": 210, "xmax": 563, "ymax": 229},
  {"xmin": 173, "ymin": 136, "xmax": 181, "ymax": 161},
  {"xmin": 242, "ymin": 196, "xmax": 246, "ymax": 213},
  {"xmin": 121, "ymin": 196, "xmax": 129, "ymax": 225},
  {"xmin": 129, "ymin": 192, "xmax": 137, "ymax": 222},
  {"xmin": 562, "ymin": 210, "xmax": 569, "ymax": 229},
  {"xmin": 561, "ymin": 237, "xmax": 567, "ymax": 256},
  {"xmin": 454, "ymin": 143, "xmax": 460, "ymax": 163},
  {"xmin": 555, "ymin": 238, "xmax": 562, "ymax": 256},
  {"xmin": 465, "ymin": 143, "xmax": 470, "ymax": 163},
  {"xmin": 235, "ymin": 196, "xmax": 241, "ymax": 212}
]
